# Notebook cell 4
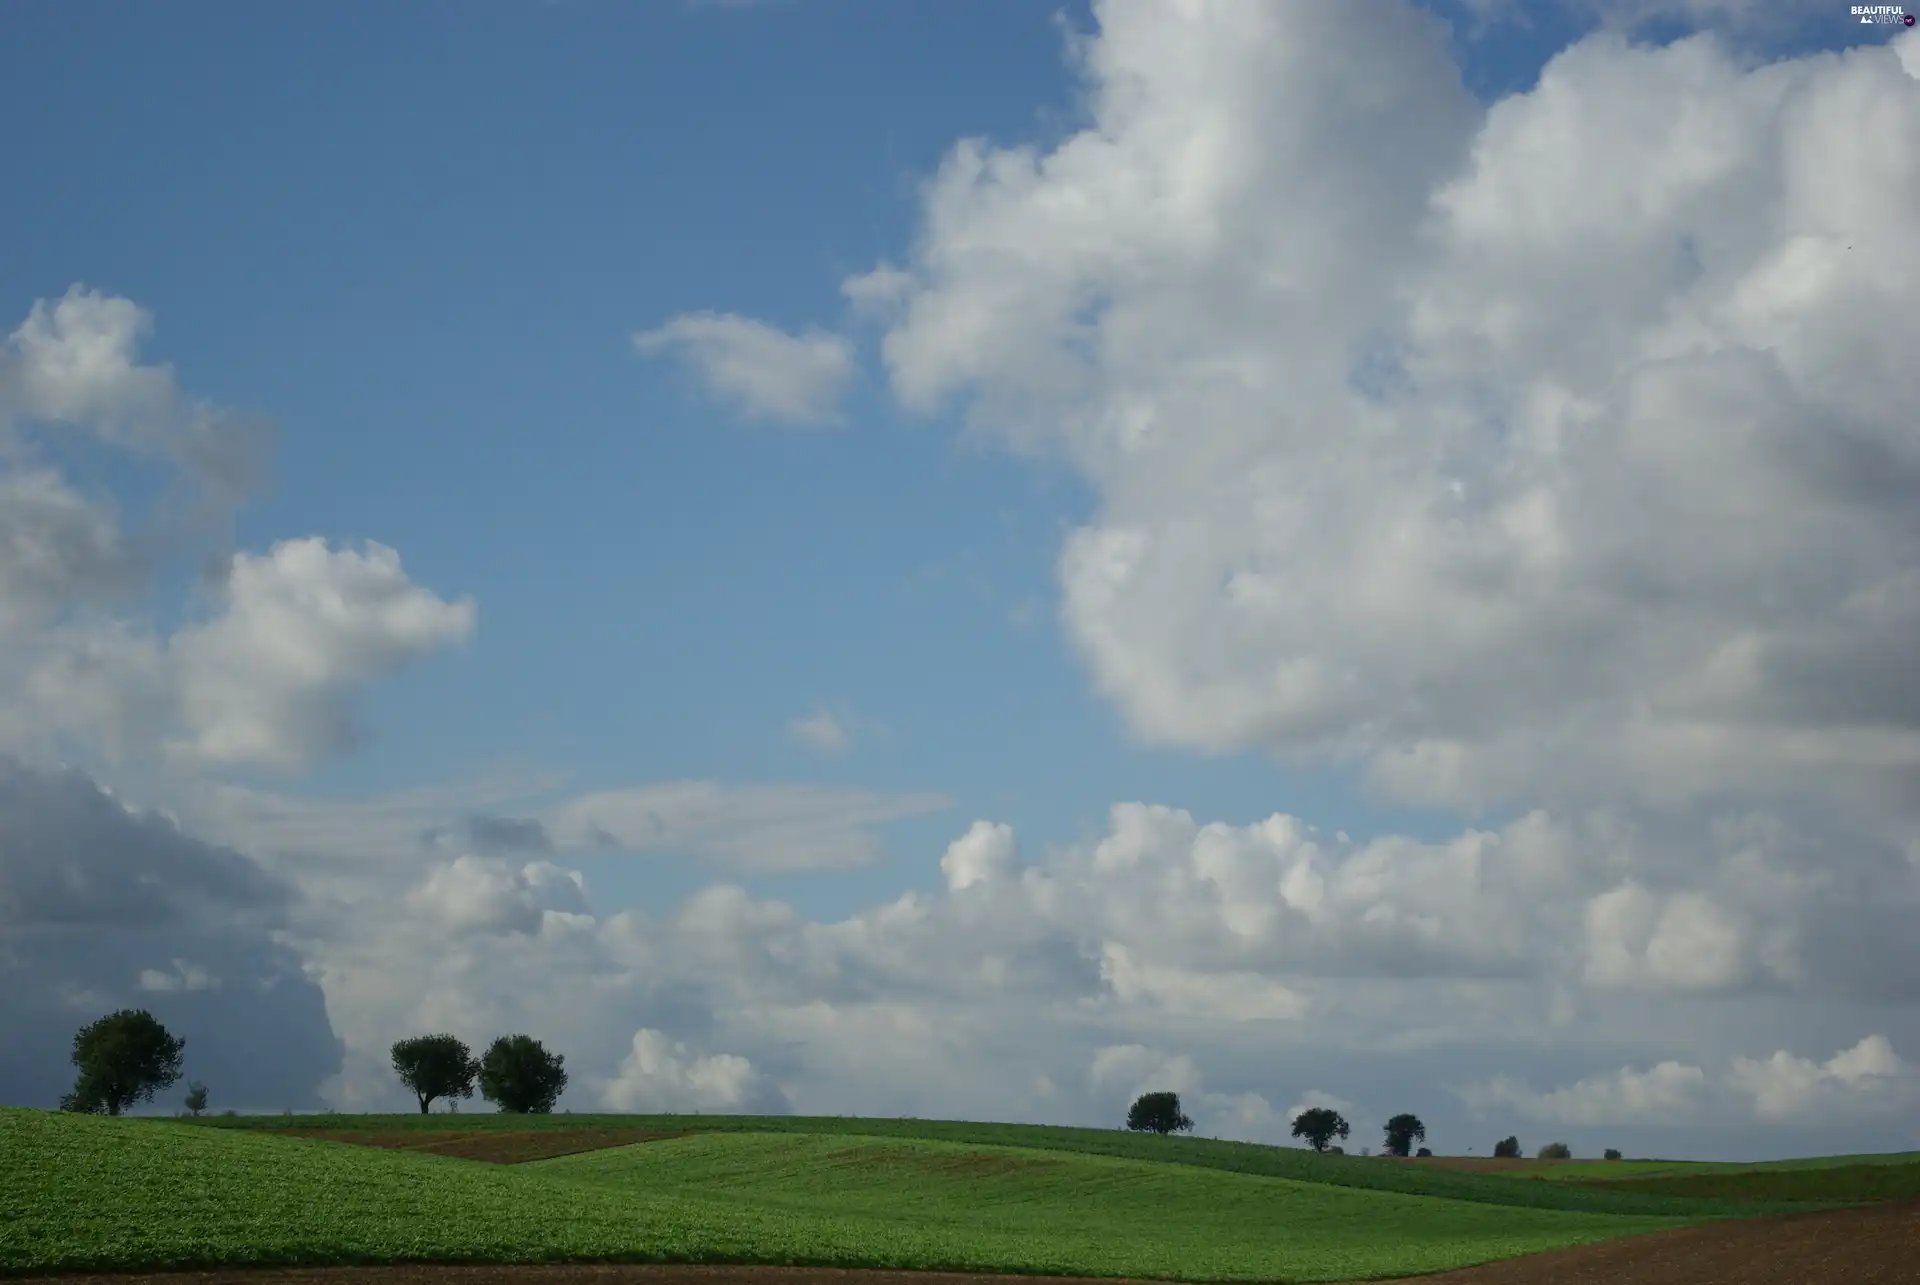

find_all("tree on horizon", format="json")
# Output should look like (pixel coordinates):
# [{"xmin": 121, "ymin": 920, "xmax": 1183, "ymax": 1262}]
[
  {"xmin": 390, "ymin": 1034, "xmax": 479, "ymax": 1115},
  {"xmin": 60, "ymin": 1010, "xmax": 185, "ymax": 1116}
]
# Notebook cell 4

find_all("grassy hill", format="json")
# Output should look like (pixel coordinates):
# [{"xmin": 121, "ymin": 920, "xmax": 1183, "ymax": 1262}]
[
  {"xmin": 192, "ymin": 1110, "xmax": 1815, "ymax": 1219},
  {"xmin": 0, "ymin": 1107, "xmax": 1744, "ymax": 1283},
  {"xmin": 1539, "ymin": 1149, "xmax": 1920, "ymax": 1181}
]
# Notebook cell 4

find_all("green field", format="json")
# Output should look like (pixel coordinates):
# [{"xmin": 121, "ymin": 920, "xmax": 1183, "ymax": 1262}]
[
  {"xmin": 1564, "ymin": 1160, "xmax": 1920, "ymax": 1205},
  {"xmin": 190, "ymin": 1110, "xmax": 1813, "ymax": 1218},
  {"xmin": 1539, "ymin": 1150, "xmax": 1920, "ymax": 1182},
  {"xmin": 0, "ymin": 1107, "xmax": 1865, "ymax": 1284}
]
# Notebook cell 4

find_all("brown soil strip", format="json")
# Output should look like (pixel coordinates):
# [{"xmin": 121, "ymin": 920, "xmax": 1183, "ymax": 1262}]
[
  {"xmin": 1398, "ymin": 1196, "xmax": 1920, "ymax": 1283},
  {"xmin": 820, "ymin": 1145, "xmax": 1063, "ymax": 1178},
  {"xmin": 275, "ymin": 1128, "xmax": 693, "ymax": 1164},
  {"xmin": 1388, "ymin": 1156, "xmax": 1578, "ymax": 1174},
  {"xmin": 11, "ymin": 1202, "xmax": 1920, "ymax": 1285}
]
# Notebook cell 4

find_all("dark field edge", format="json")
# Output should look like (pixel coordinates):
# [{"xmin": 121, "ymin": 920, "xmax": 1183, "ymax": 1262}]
[
  {"xmin": 0, "ymin": 1248, "xmax": 1351, "ymax": 1284},
  {"xmin": 1569, "ymin": 1159, "xmax": 1920, "ymax": 1204},
  {"xmin": 177, "ymin": 1113, "xmax": 1828, "ymax": 1219}
]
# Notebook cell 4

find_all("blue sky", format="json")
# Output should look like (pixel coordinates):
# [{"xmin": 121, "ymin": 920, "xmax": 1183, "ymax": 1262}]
[
  {"xmin": 5, "ymin": 0, "xmax": 1520, "ymax": 919},
  {"xmin": 3, "ymin": 0, "xmax": 1917, "ymax": 1158}
]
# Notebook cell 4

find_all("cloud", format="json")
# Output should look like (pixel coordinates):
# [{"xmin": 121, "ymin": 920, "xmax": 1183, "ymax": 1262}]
[
  {"xmin": 0, "ymin": 756, "xmax": 342, "ymax": 1111},
  {"xmin": 166, "ymin": 539, "xmax": 477, "ymax": 769},
  {"xmin": 940, "ymin": 820, "xmax": 1016, "ymax": 891},
  {"xmin": 1581, "ymin": 882, "xmax": 1771, "ymax": 994},
  {"xmin": 0, "ymin": 289, "xmax": 277, "ymax": 647},
  {"xmin": 1573, "ymin": 0, "xmax": 1835, "ymax": 37},
  {"xmin": 789, "ymin": 710, "xmax": 851, "ymax": 755},
  {"xmin": 0, "ymin": 290, "xmax": 471, "ymax": 774},
  {"xmin": 1280, "ymin": 1089, "xmax": 1370, "ymax": 1149},
  {"xmin": 1098, "ymin": 943, "xmax": 1309, "ymax": 1022},
  {"xmin": 1087, "ymin": 1043, "xmax": 1288, "ymax": 1142},
  {"xmin": 546, "ymin": 781, "xmax": 951, "ymax": 872},
  {"xmin": 1457, "ymin": 1061, "xmax": 1712, "ymax": 1126},
  {"xmin": 1728, "ymin": 1034, "xmax": 1910, "ymax": 1121},
  {"xmin": 4, "ymin": 288, "xmax": 177, "ymax": 432},
  {"xmin": 139, "ymin": 959, "xmax": 222, "ymax": 993},
  {"xmin": 855, "ymin": 5, "xmax": 1920, "ymax": 846},
  {"xmin": 598, "ymin": 1028, "xmax": 790, "ymax": 1113},
  {"xmin": 1459, "ymin": 1035, "xmax": 1911, "ymax": 1127},
  {"xmin": 3, "ymin": 285, "xmax": 272, "ymax": 504},
  {"xmin": 634, "ymin": 311, "xmax": 856, "ymax": 425},
  {"xmin": 421, "ymin": 814, "xmax": 554, "ymax": 858},
  {"xmin": 0, "ymin": 470, "xmax": 139, "ymax": 636},
  {"xmin": 406, "ymin": 856, "xmax": 590, "ymax": 937},
  {"xmin": 18, "ymin": 538, "xmax": 476, "ymax": 771},
  {"xmin": 9, "ymin": 8, "xmax": 1919, "ymax": 1163}
]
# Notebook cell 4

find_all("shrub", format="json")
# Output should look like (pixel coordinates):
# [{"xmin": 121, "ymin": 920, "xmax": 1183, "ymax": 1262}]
[
  {"xmin": 1604, "ymin": 1148, "xmax": 1622, "ymax": 1161},
  {"xmin": 1538, "ymin": 1142, "xmax": 1572, "ymax": 1160},
  {"xmin": 1415, "ymin": 1147, "xmax": 1433, "ymax": 1157},
  {"xmin": 1493, "ymin": 1135, "xmax": 1521, "ymax": 1158}
]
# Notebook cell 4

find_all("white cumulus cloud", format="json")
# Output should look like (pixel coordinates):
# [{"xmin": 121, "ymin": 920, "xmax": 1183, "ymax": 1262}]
[
  {"xmin": 599, "ymin": 1028, "xmax": 788, "ymax": 1113},
  {"xmin": 1457, "ymin": 1061, "xmax": 1712, "ymax": 1126},
  {"xmin": 940, "ymin": 820, "xmax": 1016, "ymax": 891},
  {"xmin": 1728, "ymin": 1034, "xmax": 1910, "ymax": 1121},
  {"xmin": 789, "ymin": 710, "xmax": 851, "ymax": 754},
  {"xmin": 634, "ymin": 311, "xmax": 855, "ymax": 425}
]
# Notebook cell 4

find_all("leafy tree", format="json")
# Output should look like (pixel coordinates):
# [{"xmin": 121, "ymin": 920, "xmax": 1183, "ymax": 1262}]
[
  {"xmin": 1290, "ymin": 1106, "xmax": 1351, "ymax": 1153},
  {"xmin": 184, "ymin": 1081, "xmax": 209, "ymax": 1117},
  {"xmin": 60, "ymin": 1010, "xmax": 185, "ymax": 1116},
  {"xmin": 1604, "ymin": 1148, "xmax": 1623, "ymax": 1161},
  {"xmin": 390, "ymin": 1034, "xmax": 478, "ymax": 1115},
  {"xmin": 478, "ymin": 1034, "xmax": 568, "ymax": 1113},
  {"xmin": 1415, "ymin": 1147, "xmax": 1433, "ymax": 1157},
  {"xmin": 1382, "ymin": 1112, "xmax": 1427, "ymax": 1158},
  {"xmin": 1125, "ymin": 1091, "xmax": 1194, "ymax": 1135},
  {"xmin": 1492, "ymin": 1135, "xmax": 1521, "ymax": 1158},
  {"xmin": 1538, "ymin": 1141, "xmax": 1572, "ymax": 1160}
]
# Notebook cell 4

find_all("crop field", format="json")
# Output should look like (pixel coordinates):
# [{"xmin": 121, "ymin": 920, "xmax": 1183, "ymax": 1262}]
[
  {"xmin": 1536, "ymin": 1149, "xmax": 1920, "ymax": 1181},
  {"xmin": 4, "ymin": 1107, "xmax": 1910, "ymax": 1285},
  {"xmin": 1561, "ymin": 1160, "xmax": 1920, "ymax": 1205},
  {"xmin": 187, "ymin": 1111, "xmax": 1810, "ymax": 1218}
]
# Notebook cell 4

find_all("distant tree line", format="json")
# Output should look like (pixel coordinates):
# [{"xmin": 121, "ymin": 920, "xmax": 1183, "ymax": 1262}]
[
  {"xmin": 391, "ymin": 1033, "xmax": 568, "ymax": 1114},
  {"xmin": 1123, "ymin": 1093, "xmax": 1624, "ymax": 1164},
  {"xmin": 52, "ymin": 1010, "xmax": 569, "ymax": 1118}
]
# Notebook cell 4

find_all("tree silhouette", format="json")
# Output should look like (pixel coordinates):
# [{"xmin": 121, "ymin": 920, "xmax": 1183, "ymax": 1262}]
[
  {"xmin": 60, "ymin": 1010, "xmax": 185, "ymax": 1116},
  {"xmin": 1291, "ymin": 1107, "xmax": 1351, "ymax": 1152},
  {"xmin": 478, "ymin": 1034, "xmax": 568, "ymax": 1114},
  {"xmin": 1382, "ymin": 1113, "xmax": 1427, "ymax": 1158},
  {"xmin": 390, "ymin": 1034, "xmax": 479, "ymax": 1114},
  {"xmin": 1125, "ymin": 1091, "xmax": 1195, "ymax": 1135}
]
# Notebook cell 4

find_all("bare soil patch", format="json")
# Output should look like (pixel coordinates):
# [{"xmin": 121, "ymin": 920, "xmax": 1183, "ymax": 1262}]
[
  {"xmin": 1389, "ymin": 1155, "xmax": 1577, "ymax": 1174},
  {"xmin": 277, "ymin": 1128, "xmax": 693, "ymax": 1164},
  {"xmin": 13, "ymin": 1201, "xmax": 1918, "ymax": 1285},
  {"xmin": 1402, "ymin": 1196, "xmax": 1920, "ymax": 1283},
  {"xmin": 818, "ymin": 1144, "xmax": 1062, "ymax": 1179}
]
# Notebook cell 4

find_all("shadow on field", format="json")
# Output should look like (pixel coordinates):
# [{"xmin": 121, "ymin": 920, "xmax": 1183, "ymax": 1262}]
[
  {"xmin": 820, "ymin": 1145, "xmax": 1065, "ymax": 1178},
  {"xmin": 278, "ymin": 1128, "xmax": 694, "ymax": 1164},
  {"xmin": 10, "ymin": 1201, "xmax": 1920, "ymax": 1284}
]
